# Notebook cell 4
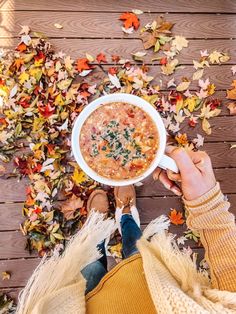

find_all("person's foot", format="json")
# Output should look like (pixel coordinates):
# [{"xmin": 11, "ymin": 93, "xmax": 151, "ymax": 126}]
[
  {"xmin": 114, "ymin": 185, "xmax": 136, "ymax": 213},
  {"xmin": 86, "ymin": 189, "xmax": 109, "ymax": 214},
  {"xmin": 114, "ymin": 185, "xmax": 140, "ymax": 234}
]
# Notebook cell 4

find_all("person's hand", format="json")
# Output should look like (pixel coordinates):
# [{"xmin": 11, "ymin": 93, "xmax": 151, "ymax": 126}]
[{"xmin": 153, "ymin": 147, "xmax": 216, "ymax": 201}]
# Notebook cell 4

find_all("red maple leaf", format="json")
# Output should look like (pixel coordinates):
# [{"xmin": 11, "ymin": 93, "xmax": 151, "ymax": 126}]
[
  {"xmin": 119, "ymin": 12, "xmax": 140, "ymax": 30},
  {"xmin": 96, "ymin": 53, "xmax": 107, "ymax": 63},
  {"xmin": 160, "ymin": 57, "xmax": 168, "ymax": 65},
  {"xmin": 33, "ymin": 207, "xmax": 42, "ymax": 214},
  {"xmin": 38, "ymin": 103, "xmax": 55, "ymax": 118},
  {"xmin": 108, "ymin": 67, "xmax": 118, "ymax": 75},
  {"xmin": 188, "ymin": 119, "xmax": 196, "ymax": 128},
  {"xmin": 34, "ymin": 51, "xmax": 46, "ymax": 62},
  {"xmin": 76, "ymin": 58, "xmax": 91, "ymax": 72},
  {"xmin": 18, "ymin": 96, "xmax": 31, "ymax": 108}
]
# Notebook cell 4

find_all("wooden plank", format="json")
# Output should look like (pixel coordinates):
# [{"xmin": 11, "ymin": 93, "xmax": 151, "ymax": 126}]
[
  {"xmin": 0, "ymin": 230, "xmax": 36, "ymax": 258},
  {"xmin": 2, "ymin": 0, "xmax": 236, "ymax": 13},
  {"xmin": 0, "ymin": 177, "xmax": 28, "ymax": 202},
  {"xmin": 138, "ymin": 195, "xmax": 236, "ymax": 224},
  {"xmin": 0, "ymin": 203, "xmax": 23, "ymax": 231},
  {"xmin": 1, "ymin": 12, "xmax": 236, "ymax": 39},
  {"xmin": 0, "ymin": 258, "xmax": 40, "ymax": 288},
  {"xmin": 137, "ymin": 168, "xmax": 236, "ymax": 197},
  {"xmin": 1, "ymin": 38, "xmax": 236, "ymax": 65}
]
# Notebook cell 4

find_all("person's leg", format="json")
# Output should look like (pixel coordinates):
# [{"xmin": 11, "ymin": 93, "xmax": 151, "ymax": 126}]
[
  {"xmin": 97, "ymin": 240, "xmax": 107, "ymax": 270},
  {"xmin": 121, "ymin": 212, "xmax": 142, "ymax": 258},
  {"xmin": 81, "ymin": 260, "xmax": 107, "ymax": 294},
  {"xmin": 81, "ymin": 190, "xmax": 109, "ymax": 294},
  {"xmin": 114, "ymin": 186, "xmax": 142, "ymax": 259}
]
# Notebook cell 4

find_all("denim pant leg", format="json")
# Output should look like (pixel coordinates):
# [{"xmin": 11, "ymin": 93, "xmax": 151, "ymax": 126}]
[
  {"xmin": 121, "ymin": 213, "xmax": 142, "ymax": 258},
  {"xmin": 81, "ymin": 241, "xmax": 107, "ymax": 294}
]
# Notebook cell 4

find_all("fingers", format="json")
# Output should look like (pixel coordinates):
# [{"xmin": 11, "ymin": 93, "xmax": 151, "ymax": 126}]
[
  {"xmin": 167, "ymin": 169, "xmax": 181, "ymax": 182},
  {"xmin": 159, "ymin": 171, "xmax": 182, "ymax": 196},
  {"xmin": 166, "ymin": 146, "xmax": 197, "ymax": 177},
  {"xmin": 188, "ymin": 150, "xmax": 212, "ymax": 172},
  {"xmin": 153, "ymin": 167, "xmax": 162, "ymax": 181}
]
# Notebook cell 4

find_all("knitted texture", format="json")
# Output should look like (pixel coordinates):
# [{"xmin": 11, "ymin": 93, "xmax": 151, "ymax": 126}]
[
  {"xmin": 185, "ymin": 182, "xmax": 236, "ymax": 292},
  {"xmin": 16, "ymin": 184, "xmax": 236, "ymax": 313}
]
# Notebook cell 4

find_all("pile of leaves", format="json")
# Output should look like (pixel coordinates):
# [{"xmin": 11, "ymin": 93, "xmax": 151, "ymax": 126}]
[{"xmin": 0, "ymin": 14, "xmax": 234, "ymax": 259}]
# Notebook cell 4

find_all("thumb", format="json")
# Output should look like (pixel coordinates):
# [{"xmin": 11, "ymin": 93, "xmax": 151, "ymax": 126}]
[{"xmin": 166, "ymin": 146, "xmax": 197, "ymax": 176}]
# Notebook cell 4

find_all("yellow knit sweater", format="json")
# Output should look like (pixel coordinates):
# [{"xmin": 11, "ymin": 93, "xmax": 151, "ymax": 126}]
[{"xmin": 16, "ymin": 183, "xmax": 236, "ymax": 314}]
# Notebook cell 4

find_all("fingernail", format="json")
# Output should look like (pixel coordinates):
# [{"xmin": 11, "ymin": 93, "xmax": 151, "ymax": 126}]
[
  {"xmin": 163, "ymin": 182, "xmax": 171, "ymax": 189},
  {"xmin": 171, "ymin": 186, "xmax": 182, "ymax": 196}
]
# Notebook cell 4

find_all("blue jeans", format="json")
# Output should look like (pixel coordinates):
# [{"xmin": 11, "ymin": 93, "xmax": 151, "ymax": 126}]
[{"xmin": 81, "ymin": 214, "xmax": 142, "ymax": 294}]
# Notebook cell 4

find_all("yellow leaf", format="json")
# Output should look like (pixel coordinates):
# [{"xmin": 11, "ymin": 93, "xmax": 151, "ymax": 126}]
[
  {"xmin": 184, "ymin": 97, "xmax": 196, "ymax": 112},
  {"xmin": 86, "ymin": 53, "xmax": 95, "ymax": 62},
  {"xmin": 202, "ymin": 118, "xmax": 211, "ymax": 135},
  {"xmin": 176, "ymin": 81, "xmax": 190, "ymax": 92},
  {"xmin": 55, "ymin": 93, "xmax": 64, "ymax": 106},
  {"xmin": 192, "ymin": 69, "xmax": 204, "ymax": 81},
  {"xmin": 207, "ymin": 84, "xmax": 216, "ymax": 96},
  {"xmin": 45, "ymin": 210, "xmax": 54, "ymax": 222},
  {"xmin": 19, "ymin": 72, "xmax": 29, "ymax": 84},
  {"xmin": 172, "ymin": 36, "xmax": 189, "ymax": 51},
  {"xmin": 53, "ymin": 233, "xmax": 64, "ymax": 240},
  {"xmin": 2, "ymin": 271, "xmax": 11, "ymax": 280},
  {"xmin": 71, "ymin": 168, "xmax": 87, "ymax": 186}
]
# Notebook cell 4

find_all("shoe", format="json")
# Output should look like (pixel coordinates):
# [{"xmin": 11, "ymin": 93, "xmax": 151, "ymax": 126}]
[
  {"xmin": 86, "ymin": 189, "xmax": 109, "ymax": 215},
  {"xmin": 114, "ymin": 185, "xmax": 140, "ymax": 234}
]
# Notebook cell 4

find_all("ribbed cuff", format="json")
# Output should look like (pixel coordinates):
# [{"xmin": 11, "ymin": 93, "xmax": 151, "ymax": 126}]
[{"xmin": 183, "ymin": 182, "xmax": 225, "ymax": 216}]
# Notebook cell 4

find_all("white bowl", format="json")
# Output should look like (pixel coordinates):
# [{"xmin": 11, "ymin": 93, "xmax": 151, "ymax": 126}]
[{"xmin": 71, "ymin": 93, "xmax": 167, "ymax": 186}]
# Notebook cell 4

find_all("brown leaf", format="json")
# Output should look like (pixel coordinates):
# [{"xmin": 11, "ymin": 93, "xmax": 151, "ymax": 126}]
[
  {"xmin": 227, "ymin": 102, "xmax": 236, "ymax": 115},
  {"xmin": 60, "ymin": 195, "xmax": 84, "ymax": 220},
  {"xmin": 141, "ymin": 32, "xmax": 157, "ymax": 49}
]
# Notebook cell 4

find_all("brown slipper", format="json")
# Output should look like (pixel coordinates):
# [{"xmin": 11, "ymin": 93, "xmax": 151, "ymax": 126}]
[
  {"xmin": 114, "ymin": 185, "xmax": 136, "ymax": 208},
  {"xmin": 87, "ymin": 189, "xmax": 109, "ymax": 215}
]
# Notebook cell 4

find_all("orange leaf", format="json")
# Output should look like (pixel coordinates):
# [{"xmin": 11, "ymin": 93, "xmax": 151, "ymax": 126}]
[
  {"xmin": 76, "ymin": 58, "xmax": 91, "ymax": 72},
  {"xmin": 227, "ymin": 88, "xmax": 236, "ymax": 100},
  {"xmin": 119, "ymin": 12, "xmax": 140, "ymax": 30},
  {"xmin": 14, "ymin": 58, "xmax": 24, "ymax": 70},
  {"xmin": 16, "ymin": 42, "xmax": 27, "ymax": 52},
  {"xmin": 168, "ymin": 209, "xmax": 185, "ymax": 225},
  {"xmin": 96, "ymin": 53, "xmax": 107, "ymax": 64}
]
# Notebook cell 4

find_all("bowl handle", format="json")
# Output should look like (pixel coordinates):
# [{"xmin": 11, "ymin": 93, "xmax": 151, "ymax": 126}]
[{"xmin": 159, "ymin": 154, "xmax": 179, "ymax": 173}]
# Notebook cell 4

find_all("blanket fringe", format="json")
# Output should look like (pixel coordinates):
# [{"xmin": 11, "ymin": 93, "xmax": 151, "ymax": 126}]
[{"xmin": 16, "ymin": 211, "xmax": 115, "ymax": 314}]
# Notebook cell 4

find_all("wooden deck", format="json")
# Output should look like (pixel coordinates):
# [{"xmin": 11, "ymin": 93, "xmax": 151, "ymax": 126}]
[{"xmin": 0, "ymin": 0, "xmax": 236, "ymax": 301}]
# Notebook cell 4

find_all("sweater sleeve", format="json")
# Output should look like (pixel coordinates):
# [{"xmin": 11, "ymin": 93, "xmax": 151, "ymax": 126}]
[{"xmin": 183, "ymin": 182, "xmax": 236, "ymax": 292}]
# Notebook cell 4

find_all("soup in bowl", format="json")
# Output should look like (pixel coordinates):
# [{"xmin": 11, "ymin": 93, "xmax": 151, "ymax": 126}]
[
  {"xmin": 79, "ymin": 102, "xmax": 159, "ymax": 180},
  {"xmin": 72, "ymin": 93, "xmax": 178, "ymax": 186}
]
